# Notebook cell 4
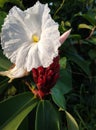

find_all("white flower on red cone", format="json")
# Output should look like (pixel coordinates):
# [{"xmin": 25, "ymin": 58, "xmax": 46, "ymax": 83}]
[{"xmin": 0, "ymin": 1, "xmax": 71, "ymax": 82}]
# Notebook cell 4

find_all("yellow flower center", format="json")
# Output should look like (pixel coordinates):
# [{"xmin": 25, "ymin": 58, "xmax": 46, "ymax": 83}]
[{"xmin": 32, "ymin": 34, "xmax": 39, "ymax": 43}]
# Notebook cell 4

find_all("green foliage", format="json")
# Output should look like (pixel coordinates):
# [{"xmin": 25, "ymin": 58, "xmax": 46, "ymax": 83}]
[
  {"xmin": 0, "ymin": 92, "xmax": 38, "ymax": 130},
  {"xmin": 51, "ymin": 87, "xmax": 66, "ymax": 110},
  {"xmin": 0, "ymin": 0, "xmax": 24, "ymax": 9},
  {"xmin": 0, "ymin": 78, "xmax": 9, "ymax": 94},
  {"xmin": 65, "ymin": 111, "xmax": 79, "ymax": 130},
  {"xmin": 67, "ymin": 50, "xmax": 91, "ymax": 75},
  {"xmin": 0, "ymin": 50, "xmax": 12, "ymax": 70},
  {"xmin": 0, "ymin": 11, "xmax": 6, "ymax": 31},
  {"xmin": 35, "ymin": 100, "xmax": 61, "ymax": 130}
]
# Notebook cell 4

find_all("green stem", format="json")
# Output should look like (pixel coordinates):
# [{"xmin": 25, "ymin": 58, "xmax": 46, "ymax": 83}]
[{"xmin": 53, "ymin": 0, "xmax": 65, "ymax": 19}]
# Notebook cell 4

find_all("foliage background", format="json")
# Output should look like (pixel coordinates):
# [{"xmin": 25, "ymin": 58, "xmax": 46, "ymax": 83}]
[{"xmin": 0, "ymin": 0, "xmax": 96, "ymax": 130}]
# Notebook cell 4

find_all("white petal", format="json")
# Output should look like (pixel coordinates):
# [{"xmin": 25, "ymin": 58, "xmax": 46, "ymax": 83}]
[
  {"xmin": 15, "ymin": 43, "xmax": 31, "ymax": 69},
  {"xmin": 24, "ymin": 1, "xmax": 45, "ymax": 35},
  {"xmin": 38, "ymin": 38, "xmax": 58, "ymax": 67},
  {"xmin": 41, "ymin": 2, "xmax": 60, "ymax": 44},
  {"xmin": 1, "ymin": 6, "xmax": 31, "ymax": 63},
  {"xmin": 26, "ymin": 44, "xmax": 41, "ymax": 71},
  {"xmin": 0, "ymin": 66, "xmax": 29, "ymax": 82},
  {"xmin": 59, "ymin": 29, "xmax": 71, "ymax": 44},
  {"xmin": 25, "ymin": 38, "xmax": 59, "ymax": 71}
]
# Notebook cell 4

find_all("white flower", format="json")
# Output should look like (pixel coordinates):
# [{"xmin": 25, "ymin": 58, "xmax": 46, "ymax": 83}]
[
  {"xmin": 1, "ymin": 1, "xmax": 61, "ymax": 71},
  {"xmin": 0, "ymin": 66, "xmax": 29, "ymax": 83},
  {"xmin": 0, "ymin": 1, "xmax": 71, "ymax": 82}
]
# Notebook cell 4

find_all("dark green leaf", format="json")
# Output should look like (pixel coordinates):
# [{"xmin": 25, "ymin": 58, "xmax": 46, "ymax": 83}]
[
  {"xmin": 0, "ymin": 92, "xmax": 38, "ymax": 130},
  {"xmin": 18, "ymin": 117, "xmax": 28, "ymax": 130},
  {"xmin": 0, "ymin": 50, "xmax": 12, "ymax": 70},
  {"xmin": 69, "ymin": 34, "xmax": 81, "ymax": 40},
  {"xmin": 0, "ymin": 78, "xmax": 9, "ymax": 94},
  {"xmin": 55, "ymin": 59, "xmax": 72, "ymax": 95},
  {"xmin": 88, "ymin": 49, "xmax": 96, "ymax": 59},
  {"xmin": 35, "ymin": 100, "xmax": 61, "ymax": 130},
  {"xmin": 68, "ymin": 52, "xmax": 91, "ymax": 75},
  {"xmin": 88, "ymin": 37, "xmax": 96, "ymax": 45},
  {"xmin": 0, "ymin": 11, "xmax": 7, "ymax": 31},
  {"xmin": 0, "ymin": 0, "xmax": 24, "ymax": 9},
  {"xmin": 53, "ymin": 79, "xmax": 72, "ymax": 95},
  {"xmin": 82, "ymin": 14, "xmax": 96, "ymax": 26},
  {"xmin": 51, "ymin": 87, "xmax": 66, "ymax": 109}
]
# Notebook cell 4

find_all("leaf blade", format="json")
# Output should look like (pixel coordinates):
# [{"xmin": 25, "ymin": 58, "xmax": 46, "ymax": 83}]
[
  {"xmin": 35, "ymin": 100, "xmax": 61, "ymax": 130},
  {"xmin": 0, "ymin": 92, "xmax": 38, "ymax": 130},
  {"xmin": 65, "ymin": 111, "xmax": 79, "ymax": 130},
  {"xmin": 51, "ymin": 87, "xmax": 66, "ymax": 110}
]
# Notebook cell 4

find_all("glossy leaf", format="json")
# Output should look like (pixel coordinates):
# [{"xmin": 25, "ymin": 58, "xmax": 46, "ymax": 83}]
[
  {"xmin": 0, "ymin": 50, "xmax": 12, "ymax": 70},
  {"xmin": 55, "ymin": 58, "xmax": 72, "ymax": 95},
  {"xmin": 78, "ymin": 23, "xmax": 93, "ymax": 30},
  {"xmin": 51, "ymin": 87, "xmax": 66, "ymax": 109},
  {"xmin": 0, "ymin": 92, "xmax": 38, "ymax": 130},
  {"xmin": 54, "ymin": 79, "xmax": 72, "ymax": 95},
  {"xmin": 82, "ymin": 14, "xmax": 96, "ymax": 25},
  {"xmin": 65, "ymin": 111, "xmax": 79, "ymax": 130},
  {"xmin": 35, "ymin": 100, "xmax": 61, "ymax": 130}
]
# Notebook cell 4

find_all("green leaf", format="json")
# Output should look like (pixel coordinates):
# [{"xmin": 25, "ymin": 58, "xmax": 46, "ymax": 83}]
[
  {"xmin": 59, "ymin": 57, "xmax": 67, "ymax": 69},
  {"xmin": 75, "ymin": 13, "xmax": 96, "ymax": 25},
  {"xmin": 51, "ymin": 87, "xmax": 66, "ymax": 109},
  {"xmin": 65, "ymin": 111, "xmax": 79, "ymax": 130},
  {"xmin": 65, "ymin": 21, "xmax": 71, "ymax": 27},
  {"xmin": 68, "ymin": 52, "xmax": 91, "ymax": 76},
  {"xmin": 82, "ymin": 14, "xmax": 96, "ymax": 26},
  {"xmin": 0, "ymin": 78, "xmax": 9, "ymax": 94},
  {"xmin": 54, "ymin": 70, "xmax": 72, "ymax": 94},
  {"xmin": 88, "ymin": 37, "xmax": 96, "ymax": 45},
  {"xmin": 54, "ymin": 79, "xmax": 72, "ymax": 95},
  {"xmin": 54, "ymin": 59, "xmax": 72, "ymax": 95},
  {"xmin": 0, "ymin": 11, "xmax": 7, "ymax": 31},
  {"xmin": 78, "ymin": 23, "xmax": 93, "ymax": 30},
  {"xmin": 0, "ymin": 0, "xmax": 6, "ymax": 8},
  {"xmin": 35, "ymin": 100, "xmax": 61, "ymax": 130},
  {"xmin": 0, "ymin": 92, "xmax": 38, "ymax": 130},
  {"xmin": 69, "ymin": 34, "xmax": 81, "ymax": 40},
  {"xmin": 88, "ymin": 49, "xmax": 96, "ymax": 59},
  {"xmin": 18, "ymin": 117, "xmax": 28, "ymax": 130},
  {"xmin": 0, "ymin": 50, "xmax": 12, "ymax": 70},
  {"xmin": 0, "ymin": 0, "xmax": 24, "ymax": 9}
]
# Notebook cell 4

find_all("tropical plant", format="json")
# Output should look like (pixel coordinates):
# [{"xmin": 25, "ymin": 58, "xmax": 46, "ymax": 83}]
[{"xmin": 0, "ymin": 0, "xmax": 96, "ymax": 130}]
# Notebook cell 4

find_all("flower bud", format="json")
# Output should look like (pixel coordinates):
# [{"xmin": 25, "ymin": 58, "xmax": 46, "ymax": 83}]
[{"xmin": 32, "ymin": 56, "xmax": 60, "ymax": 98}]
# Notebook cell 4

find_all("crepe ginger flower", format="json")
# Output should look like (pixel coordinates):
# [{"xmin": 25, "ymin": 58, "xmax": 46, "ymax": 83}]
[
  {"xmin": 0, "ymin": 1, "xmax": 71, "ymax": 82},
  {"xmin": 31, "ymin": 56, "xmax": 60, "ymax": 98}
]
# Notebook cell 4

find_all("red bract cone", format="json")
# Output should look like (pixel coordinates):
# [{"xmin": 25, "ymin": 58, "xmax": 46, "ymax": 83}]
[{"xmin": 32, "ymin": 56, "xmax": 60, "ymax": 99}]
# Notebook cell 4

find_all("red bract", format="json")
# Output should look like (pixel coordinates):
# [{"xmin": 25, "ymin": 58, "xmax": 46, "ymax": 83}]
[{"xmin": 32, "ymin": 56, "xmax": 60, "ymax": 99}]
